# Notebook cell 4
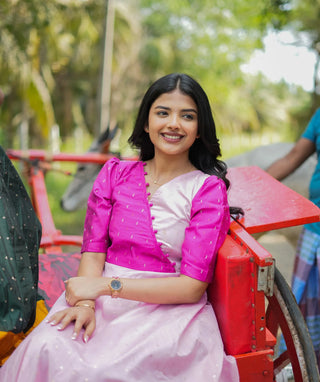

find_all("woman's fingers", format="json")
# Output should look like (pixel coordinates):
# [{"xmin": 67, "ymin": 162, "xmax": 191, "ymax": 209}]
[
  {"xmin": 72, "ymin": 309, "xmax": 89, "ymax": 339},
  {"xmin": 83, "ymin": 318, "xmax": 96, "ymax": 343},
  {"xmin": 46, "ymin": 309, "xmax": 70, "ymax": 326},
  {"xmin": 72, "ymin": 307, "xmax": 96, "ymax": 342},
  {"xmin": 46, "ymin": 307, "xmax": 96, "ymax": 343}
]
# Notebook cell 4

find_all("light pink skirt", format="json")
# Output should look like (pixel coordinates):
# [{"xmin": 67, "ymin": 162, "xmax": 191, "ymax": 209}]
[{"xmin": 0, "ymin": 263, "xmax": 239, "ymax": 381}]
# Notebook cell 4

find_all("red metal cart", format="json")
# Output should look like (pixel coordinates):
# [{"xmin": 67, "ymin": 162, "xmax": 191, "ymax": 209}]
[
  {"xmin": 211, "ymin": 167, "xmax": 320, "ymax": 381},
  {"xmin": 7, "ymin": 149, "xmax": 320, "ymax": 381}
]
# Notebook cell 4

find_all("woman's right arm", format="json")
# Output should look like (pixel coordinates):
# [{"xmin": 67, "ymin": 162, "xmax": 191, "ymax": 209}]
[
  {"xmin": 266, "ymin": 137, "xmax": 315, "ymax": 181},
  {"xmin": 66, "ymin": 251, "xmax": 106, "ymax": 307}
]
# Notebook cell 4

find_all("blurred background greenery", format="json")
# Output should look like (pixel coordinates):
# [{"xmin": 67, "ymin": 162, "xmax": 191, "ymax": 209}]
[{"xmin": 1, "ymin": 0, "xmax": 320, "ymax": 235}]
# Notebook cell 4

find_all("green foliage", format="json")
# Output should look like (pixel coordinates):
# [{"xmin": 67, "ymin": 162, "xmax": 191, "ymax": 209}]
[
  {"xmin": 25, "ymin": 71, "xmax": 55, "ymax": 138},
  {"xmin": 138, "ymin": 0, "xmax": 298, "ymax": 139},
  {"xmin": 0, "ymin": 1, "xmax": 55, "ymax": 144},
  {"xmin": 0, "ymin": 0, "xmax": 318, "ymax": 153}
]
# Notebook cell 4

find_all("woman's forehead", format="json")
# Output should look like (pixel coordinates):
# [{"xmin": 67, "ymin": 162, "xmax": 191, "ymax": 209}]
[{"xmin": 151, "ymin": 89, "xmax": 197, "ymax": 110}]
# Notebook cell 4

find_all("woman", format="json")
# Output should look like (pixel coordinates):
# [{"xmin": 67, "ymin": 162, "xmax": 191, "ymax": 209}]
[{"xmin": 0, "ymin": 73, "xmax": 239, "ymax": 381}]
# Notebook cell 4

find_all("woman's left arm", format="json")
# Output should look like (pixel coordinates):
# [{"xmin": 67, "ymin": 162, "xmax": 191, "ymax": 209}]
[{"xmin": 66, "ymin": 273, "xmax": 208, "ymax": 305}]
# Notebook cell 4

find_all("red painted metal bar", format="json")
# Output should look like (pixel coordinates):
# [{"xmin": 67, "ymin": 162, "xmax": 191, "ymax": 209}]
[
  {"xmin": 40, "ymin": 235, "xmax": 83, "ymax": 248},
  {"xmin": 7, "ymin": 149, "xmax": 112, "ymax": 164},
  {"xmin": 6, "ymin": 149, "xmax": 136, "ymax": 164},
  {"xmin": 29, "ymin": 166, "xmax": 59, "ymax": 243},
  {"xmin": 210, "ymin": 222, "xmax": 276, "ymax": 381},
  {"xmin": 28, "ymin": 166, "xmax": 83, "ymax": 249},
  {"xmin": 228, "ymin": 166, "xmax": 320, "ymax": 233},
  {"xmin": 214, "ymin": 221, "xmax": 275, "ymax": 352},
  {"xmin": 6, "ymin": 149, "xmax": 136, "ymax": 250},
  {"xmin": 7, "ymin": 151, "xmax": 88, "ymax": 250},
  {"xmin": 235, "ymin": 350, "xmax": 274, "ymax": 382},
  {"xmin": 266, "ymin": 295, "xmax": 303, "ymax": 381},
  {"xmin": 229, "ymin": 221, "xmax": 274, "ymax": 267}
]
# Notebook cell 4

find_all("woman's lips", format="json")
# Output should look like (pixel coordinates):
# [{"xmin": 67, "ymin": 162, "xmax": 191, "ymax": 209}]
[{"xmin": 161, "ymin": 133, "xmax": 184, "ymax": 142}]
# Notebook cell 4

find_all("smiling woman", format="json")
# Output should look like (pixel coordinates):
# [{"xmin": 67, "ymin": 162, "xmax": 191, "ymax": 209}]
[
  {"xmin": 146, "ymin": 89, "xmax": 199, "ymax": 157},
  {"xmin": 0, "ymin": 74, "xmax": 240, "ymax": 382},
  {"xmin": 143, "ymin": 89, "xmax": 199, "ymax": 196}
]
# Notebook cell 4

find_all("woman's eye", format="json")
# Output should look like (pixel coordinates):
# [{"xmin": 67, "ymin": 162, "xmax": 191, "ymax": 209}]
[
  {"xmin": 183, "ymin": 114, "xmax": 194, "ymax": 120},
  {"xmin": 157, "ymin": 111, "xmax": 168, "ymax": 116}
]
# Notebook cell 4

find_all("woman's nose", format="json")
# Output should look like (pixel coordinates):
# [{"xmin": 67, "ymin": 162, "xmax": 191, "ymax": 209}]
[{"xmin": 167, "ymin": 113, "xmax": 179, "ymax": 128}]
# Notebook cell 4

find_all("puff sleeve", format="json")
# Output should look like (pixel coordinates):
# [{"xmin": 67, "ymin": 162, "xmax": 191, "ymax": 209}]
[
  {"xmin": 81, "ymin": 157, "xmax": 120, "ymax": 254},
  {"xmin": 180, "ymin": 176, "xmax": 230, "ymax": 283}
]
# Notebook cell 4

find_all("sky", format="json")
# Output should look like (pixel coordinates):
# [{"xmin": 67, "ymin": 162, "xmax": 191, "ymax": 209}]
[{"xmin": 242, "ymin": 30, "xmax": 317, "ymax": 92}]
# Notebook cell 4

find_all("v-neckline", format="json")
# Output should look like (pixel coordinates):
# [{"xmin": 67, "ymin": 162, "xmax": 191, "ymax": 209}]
[{"xmin": 141, "ymin": 161, "xmax": 200, "ymax": 201}]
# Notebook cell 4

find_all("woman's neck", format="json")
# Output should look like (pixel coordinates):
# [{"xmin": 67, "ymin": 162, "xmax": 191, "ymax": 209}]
[
  {"xmin": 147, "ymin": 154, "xmax": 196, "ymax": 180},
  {"xmin": 144, "ymin": 154, "xmax": 196, "ymax": 199}
]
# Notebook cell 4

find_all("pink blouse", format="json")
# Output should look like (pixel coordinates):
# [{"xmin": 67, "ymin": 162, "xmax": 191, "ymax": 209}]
[{"xmin": 81, "ymin": 158, "xmax": 230, "ymax": 283}]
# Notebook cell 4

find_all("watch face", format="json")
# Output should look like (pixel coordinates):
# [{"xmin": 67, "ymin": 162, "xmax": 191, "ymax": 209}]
[{"xmin": 111, "ymin": 279, "xmax": 122, "ymax": 291}]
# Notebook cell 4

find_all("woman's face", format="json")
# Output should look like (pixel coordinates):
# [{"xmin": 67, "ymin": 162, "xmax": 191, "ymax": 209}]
[{"xmin": 145, "ymin": 89, "xmax": 199, "ymax": 159}]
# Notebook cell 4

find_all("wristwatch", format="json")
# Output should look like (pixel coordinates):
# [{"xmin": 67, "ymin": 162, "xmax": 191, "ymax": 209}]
[{"xmin": 109, "ymin": 277, "xmax": 123, "ymax": 298}]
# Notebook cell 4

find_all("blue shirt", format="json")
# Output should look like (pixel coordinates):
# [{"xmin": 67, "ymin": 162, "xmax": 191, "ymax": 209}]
[{"xmin": 302, "ymin": 108, "xmax": 320, "ymax": 234}]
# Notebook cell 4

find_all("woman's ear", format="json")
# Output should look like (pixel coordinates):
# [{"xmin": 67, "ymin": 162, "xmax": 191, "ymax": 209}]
[{"xmin": 144, "ymin": 125, "xmax": 149, "ymax": 133}]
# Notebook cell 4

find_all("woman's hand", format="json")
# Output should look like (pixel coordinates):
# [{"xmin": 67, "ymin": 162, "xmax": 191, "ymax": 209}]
[
  {"xmin": 65, "ymin": 276, "xmax": 107, "ymax": 305},
  {"xmin": 46, "ymin": 306, "xmax": 96, "ymax": 343}
]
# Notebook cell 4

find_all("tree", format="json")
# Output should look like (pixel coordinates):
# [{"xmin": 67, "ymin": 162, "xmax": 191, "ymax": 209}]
[
  {"xmin": 285, "ymin": 0, "xmax": 320, "ymax": 110},
  {"xmin": 0, "ymin": 0, "xmax": 144, "ymax": 147},
  {"xmin": 0, "ymin": 0, "xmax": 57, "ymax": 146},
  {"xmin": 0, "ymin": 0, "xmax": 313, "ymax": 150},
  {"xmin": 136, "ymin": 0, "xmax": 293, "ymax": 138}
]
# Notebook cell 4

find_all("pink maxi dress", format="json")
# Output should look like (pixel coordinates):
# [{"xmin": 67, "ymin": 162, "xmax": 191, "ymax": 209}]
[{"xmin": 0, "ymin": 158, "xmax": 239, "ymax": 382}]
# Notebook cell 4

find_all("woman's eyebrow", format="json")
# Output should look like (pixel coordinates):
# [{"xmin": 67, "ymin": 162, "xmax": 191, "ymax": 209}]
[
  {"xmin": 155, "ymin": 105, "xmax": 197, "ymax": 113},
  {"xmin": 155, "ymin": 105, "xmax": 170, "ymax": 110},
  {"xmin": 182, "ymin": 108, "xmax": 197, "ymax": 114}
]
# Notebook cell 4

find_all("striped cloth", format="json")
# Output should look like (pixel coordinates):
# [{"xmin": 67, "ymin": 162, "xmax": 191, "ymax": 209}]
[{"xmin": 291, "ymin": 228, "xmax": 320, "ymax": 365}]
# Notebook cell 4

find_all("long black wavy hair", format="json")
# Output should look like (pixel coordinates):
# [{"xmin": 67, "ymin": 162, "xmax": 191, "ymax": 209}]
[{"xmin": 128, "ymin": 73, "xmax": 243, "ymax": 217}]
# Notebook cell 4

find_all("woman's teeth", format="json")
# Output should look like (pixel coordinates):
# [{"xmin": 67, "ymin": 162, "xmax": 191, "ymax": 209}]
[{"xmin": 162, "ymin": 134, "xmax": 182, "ymax": 140}]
